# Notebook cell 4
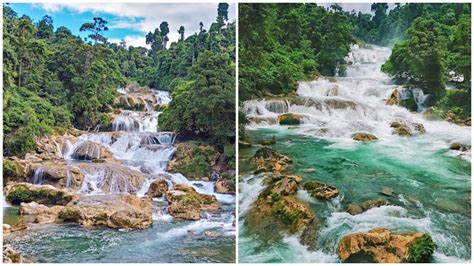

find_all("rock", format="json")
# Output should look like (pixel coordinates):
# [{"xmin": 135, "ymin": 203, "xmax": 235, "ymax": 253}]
[
  {"xmin": 259, "ymin": 136, "xmax": 276, "ymax": 146},
  {"xmin": 250, "ymin": 147, "xmax": 292, "ymax": 174},
  {"xmin": 215, "ymin": 178, "xmax": 235, "ymax": 194},
  {"xmin": 245, "ymin": 174, "xmax": 320, "ymax": 247},
  {"xmin": 146, "ymin": 179, "xmax": 169, "ymax": 198},
  {"xmin": 31, "ymin": 161, "xmax": 83, "ymax": 188},
  {"xmin": 33, "ymin": 134, "xmax": 78, "ymax": 161},
  {"xmin": 450, "ymin": 142, "xmax": 470, "ymax": 151},
  {"xmin": 413, "ymin": 123, "xmax": 426, "ymax": 133},
  {"xmin": 352, "ymin": 132, "xmax": 378, "ymax": 142},
  {"xmin": 3, "ymin": 224, "xmax": 11, "ymax": 235},
  {"xmin": 165, "ymin": 184, "xmax": 220, "ymax": 220},
  {"xmin": 3, "ymin": 244, "xmax": 29, "ymax": 263},
  {"xmin": 386, "ymin": 89, "xmax": 400, "ymax": 105},
  {"xmin": 303, "ymin": 181, "xmax": 339, "ymax": 200},
  {"xmin": 20, "ymin": 202, "xmax": 63, "ymax": 224},
  {"xmin": 346, "ymin": 204, "xmax": 363, "ymax": 215},
  {"xmin": 337, "ymin": 228, "xmax": 436, "ymax": 263},
  {"xmin": 204, "ymin": 231, "xmax": 218, "ymax": 237},
  {"xmin": 58, "ymin": 194, "xmax": 153, "ymax": 229},
  {"xmin": 3, "ymin": 157, "xmax": 35, "ymax": 183},
  {"xmin": 4, "ymin": 182, "xmax": 75, "ymax": 205},
  {"xmin": 238, "ymin": 140, "xmax": 252, "ymax": 148},
  {"xmin": 69, "ymin": 141, "xmax": 117, "ymax": 162},
  {"xmin": 360, "ymin": 198, "xmax": 387, "ymax": 210},
  {"xmin": 381, "ymin": 187, "xmax": 394, "ymax": 196},
  {"xmin": 390, "ymin": 122, "xmax": 412, "ymax": 136},
  {"xmin": 278, "ymin": 113, "xmax": 303, "ymax": 125}
]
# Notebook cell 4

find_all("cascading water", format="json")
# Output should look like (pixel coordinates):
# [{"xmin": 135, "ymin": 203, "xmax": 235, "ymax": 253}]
[
  {"xmin": 32, "ymin": 167, "xmax": 45, "ymax": 185},
  {"xmin": 240, "ymin": 44, "xmax": 471, "ymax": 263}
]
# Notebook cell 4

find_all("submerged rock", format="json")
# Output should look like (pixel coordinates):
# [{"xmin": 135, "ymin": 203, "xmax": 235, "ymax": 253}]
[
  {"xmin": 250, "ymin": 147, "xmax": 292, "ymax": 174},
  {"xmin": 238, "ymin": 140, "xmax": 252, "ymax": 148},
  {"xmin": 303, "ymin": 181, "xmax": 339, "ymax": 200},
  {"xmin": 165, "ymin": 184, "xmax": 220, "ymax": 220},
  {"xmin": 337, "ymin": 228, "xmax": 436, "ymax": 263},
  {"xmin": 146, "ymin": 179, "xmax": 169, "ymax": 198},
  {"xmin": 278, "ymin": 113, "xmax": 303, "ymax": 125},
  {"xmin": 450, "ymin": 142, "xmax": 471, "ymax": 151},
  {"xmin": 381, "ymin": 187, "xmax": 394, "ymax": 196},
  {"xmin": 346, "ymin": 198, "xmax": 388, "ymax": 215},
  {"xmin": 352, "ymin": 132, "xmax": 378, "ymax": 142},
  {"xmin": 4, "ymin": 182, "xmax": 75, "ymax": 205}
]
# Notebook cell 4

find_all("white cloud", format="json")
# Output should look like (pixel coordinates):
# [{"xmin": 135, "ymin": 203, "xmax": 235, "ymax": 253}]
[
  {"xmin": 109, "ymin": 35, "xmax": 150, "ymax": 48},
  {"xmin": 37, "ymin": 3, "xmax": 236, "ymax": 44}
]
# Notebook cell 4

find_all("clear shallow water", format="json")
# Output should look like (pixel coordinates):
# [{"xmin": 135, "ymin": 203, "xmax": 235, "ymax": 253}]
[
  {"xmin": 4, "ymin": 205, "xmax": 235, "ymax": 263},
  {"xmin": 239, "ymin": 129, "xmax": 471, "ymax": 263}
]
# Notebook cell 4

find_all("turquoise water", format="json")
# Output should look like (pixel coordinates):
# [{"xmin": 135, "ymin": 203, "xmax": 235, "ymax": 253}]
[
  {"xmin": 4, "ymin": 204, "xmax": 235, "ymax": 263},
  {"xmin": 239, "ymin": 129, "xmax": 471, "ymax": 263}
]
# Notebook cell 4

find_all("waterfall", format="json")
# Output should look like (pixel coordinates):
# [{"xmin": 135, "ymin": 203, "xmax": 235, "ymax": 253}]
[
  {"xmin": 32, "ymin": 167, "xmax": 45, "ymax": 185},
  {"xmin": 412, "ymin": 88, "xmax": 429, "ymax": 113},
  {"xmin": 65, "ymin": 170, "xmax": 73, "ymax": 188},
  {"xmin": 264, "ymin": 100, "xmax": 289, "ymax": 114}
]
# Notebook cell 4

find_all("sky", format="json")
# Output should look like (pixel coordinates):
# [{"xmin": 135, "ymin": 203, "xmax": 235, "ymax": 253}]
[{"xmin": 8, "ymin": 3, "xmax": 236, "ymax": 48}]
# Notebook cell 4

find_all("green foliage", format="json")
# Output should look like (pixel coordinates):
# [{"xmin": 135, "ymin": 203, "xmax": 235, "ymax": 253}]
[
  {"xmin": 6, "ymin": 185, "xmax": 32, "ymax": 204},
  {"xmin": 239, "ymin": 3, "xmax": 353, "ymax": 100},
  {"xmin": 179, "ymin": 155, "xmax": 209, "ymax": 179},
  {"xmin": 407, "ymin": 234, "xmax": 437, "ymax": 263},
  {"xmin": 3, "ymin": 160, "xmax": 17, "ymax": 177}
]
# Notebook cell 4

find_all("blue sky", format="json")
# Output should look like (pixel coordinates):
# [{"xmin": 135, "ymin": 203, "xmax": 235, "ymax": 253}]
[{"xmin": 8, "ymin": 3, "xmax": 236, "ymax": 48}]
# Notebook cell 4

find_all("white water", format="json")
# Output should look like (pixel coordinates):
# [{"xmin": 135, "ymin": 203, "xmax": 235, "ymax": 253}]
[{"xmin": 242, "ymin": 44, "xmax": 471, "ymax": 161}]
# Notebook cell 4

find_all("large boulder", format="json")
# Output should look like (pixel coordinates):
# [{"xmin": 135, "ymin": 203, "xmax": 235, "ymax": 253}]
[
  {"xmin": 165, "ymin": 184, "xmax": 220, "ymax": 220},
  {"xmin": 3, "ymin": 157, "xmax": 37, "ymax": 183},
  {"xmin": 337, "ymin": 228, "xmax": 436, "ymax": 263},
  {"xmin": 352, "ymin": 132, "xmax": 378, "ymax": 142},
  {"xmin": 4, "ymin": 182, "xmax": 74, "ymax": 205},
  {"xmin": 450, "ymin": 142, "xmax": 471, "ymax": 151},
  {"xmin": 20, "ymin": 202, "xmax": 63, "ymax": 224},
  {"xmin": 30, "ymin": 161, "xmax": 83, "ymax": 188},
  {"xmin": 304, "ymin": 181, "xmax": 339, "ymax": 200},
  {"xmin": 69, "ymin": 141, "xmax": 117, "ymax": 162},
  {"xmin": 34, "ymin": 134, "xmax": 78, "ymax": 160},
  {"xmin": 250, "ymin": 147, "xmax": 292, "ymax": 174},
  {"xmin": 278, "ymin": 113, "xmax": 303, "ymax": 125}
]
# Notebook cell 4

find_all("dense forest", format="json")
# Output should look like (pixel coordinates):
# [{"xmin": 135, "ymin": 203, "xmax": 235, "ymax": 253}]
[
  {"xmin": 3, "ymin": 3, "xmax": 235, "ymax": 157},
  {"xmin": 239, "ymin": 3, "xmax": 470, "ymax": 128}
]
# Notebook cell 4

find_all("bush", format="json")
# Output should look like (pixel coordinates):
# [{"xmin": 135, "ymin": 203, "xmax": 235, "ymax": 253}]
[{"xmin": 407, "ymin": 234, "xmax": 436, "ymax": 263}]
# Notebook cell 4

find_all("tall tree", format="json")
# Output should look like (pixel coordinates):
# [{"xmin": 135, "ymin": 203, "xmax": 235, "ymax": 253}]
[
  {"xmin": 178, "ymin": 26, "xmax": 185, "ymax": 41},
  {"xmin": 79, "ymin": 17, "xmax": 109, "ymax": 44}
]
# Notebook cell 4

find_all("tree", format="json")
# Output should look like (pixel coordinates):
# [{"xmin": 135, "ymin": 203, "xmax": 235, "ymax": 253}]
[
  {"xmin": 178, "ymin": 26, "xmax": 185, "ymax": 41},
  {"xmin": 36, "ymin": 15, "xmax": 53, "ymax": 39},
  {"xmin": 79, "ymin": 17, "xmax": 109, "ymax": 44},
  {"xmin": 159, "ymin": 21, "xmax": 169, "ymax": 48},
  {"xmin": 217, "ymin": 3, "xmax": 229, "ymax": 29},
  {"xmin": 199, "ymin": 22, "xmax": 204, "ymax": 32}
]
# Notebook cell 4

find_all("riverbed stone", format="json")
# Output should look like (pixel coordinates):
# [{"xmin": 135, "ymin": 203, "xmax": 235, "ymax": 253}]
[
  {"xmin": 215, "ymin": 178, "xmax": 235, "ymax": 194},
  {"xmin": 346, "ymin": 204, "xmax": 363, "ymax": 215},
  {"xmin": 381, "ymin": 187, "xmax": 394, "ymax": 196},
  {"xmin": 449, "ymin": 142, "xmax": 470, "ymax": 151},
  {"xmin": 303, "ymin": 181, "xmax": 339, "ymax": 200},
  {"xmin": 337, "ymin": 228, "xmax": 436, "ymax": 263},
  {"xmin": 352, "ymin": 132, "xmax": 378, "ymax": 142}
]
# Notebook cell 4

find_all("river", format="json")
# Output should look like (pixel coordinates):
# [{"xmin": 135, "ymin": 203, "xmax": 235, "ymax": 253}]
[{"xmin": 239, "ymin": 45, "xmax": 471, "ymax": 263}]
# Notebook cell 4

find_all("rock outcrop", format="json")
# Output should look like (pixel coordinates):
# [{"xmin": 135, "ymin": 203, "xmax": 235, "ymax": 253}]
[
  {"xmin": 18, "ymin": 194, "xmax": 153, "ymax": 229},
  {"xmin": 69, "ymin": 141, "xmax": 117, "ymax": 162},
  {"xmin": 390, "ymin": 121, "xmax": 426, "ymax": 137},
  {"xmin": 386, "ymin": 89, "xmax": 400, "ymax": 106},
  {"xmin": 215, "ymin": 178, "xmax": 235, "ymax": 194},
  {"xmin": 337, "ymin": 228, "xmax": 436, "ymax": 263},
  {"xmin": 250, "ymin": 147, "xmax": 292, "ymax": 174},
  {"xmin": 165, "ymin": 184, "xmax": 220, "ymax": 220}
]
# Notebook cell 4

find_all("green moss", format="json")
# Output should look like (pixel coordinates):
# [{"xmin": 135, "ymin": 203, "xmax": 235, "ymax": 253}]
[
  {"xmin": 407, "ymin": 234, "xmax": 436, "ymax": 263},
  {"xmin": 183, "ymin": 195, "xmax": 195, "ymax": 205},
  {"xmin": 3, "ymin": 160, "xmax": 17, "ymax": 178},
  {"xmin": 6, "ymin": 185, "xmax": 32, "ymax": 204}
]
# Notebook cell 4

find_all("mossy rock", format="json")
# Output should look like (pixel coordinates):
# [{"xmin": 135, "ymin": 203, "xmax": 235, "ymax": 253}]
[{"xmin": 6, "ymin": 183, "xmax": 73, "ymax": 205}]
